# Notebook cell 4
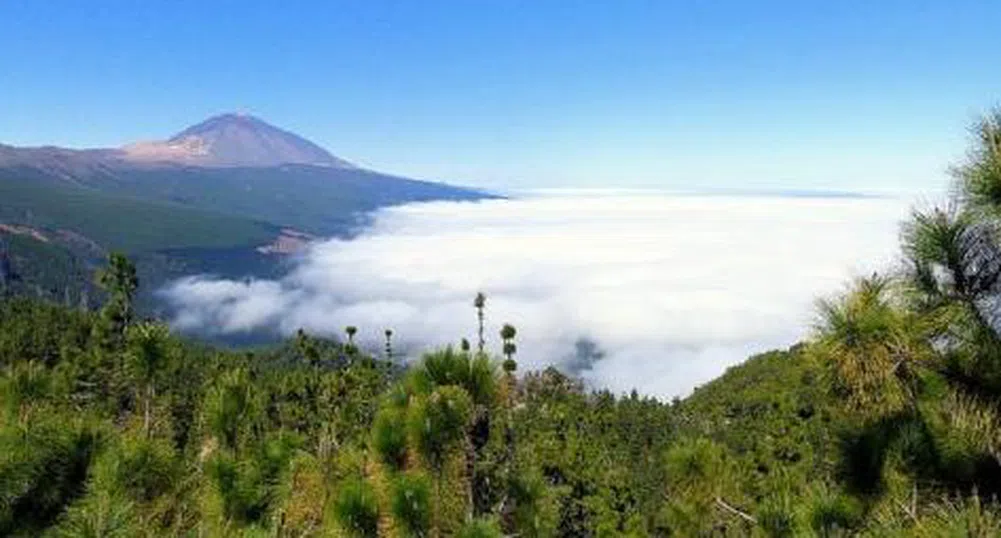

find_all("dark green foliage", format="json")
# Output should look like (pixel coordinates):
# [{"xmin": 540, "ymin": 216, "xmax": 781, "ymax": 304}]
[
  {"xmin": 916, "ymin": 495, "xmax": 1001, "ymax": 537},
  {"xmin": 1, "ymin": 360, "xmax": 53, "ymax": 416},
  {"xmin": 48, "ymin": 490, "xmax": 139, "ymax": 538},
  {"xmin": 204, "ymin": 367, "xmax": 260, "ymax": 452},
  {"xmin": 756, "ymin": 492, "xmax": 798, "ymax": 537},
  {"xmin": 408, "ymin": 385, "xmax": 473, "ymax": 471},
  {"xmin": 334, "ymin": 477, "xmax": 379, "ymax": 538},
  {"xmin": 918, "ymin": 391, "xmax": 1001, "ymax": 495},
  {"xmin": 508, "ymin": 468, "xmax": 557, "ymax": 537},
  {"xmin": 664, "ymin": 437, "xmax": 728, "ymax": 491},
  {"xmin": 513, "ymin": 368, "xmax": 674, "ymax": 537},
  {"xmin": 499, "ymin": 324, "xmax": 516, "ymax": 342},
  {"xmin": 474, "ymin": 292, "xmax": 486, "ymax": 353},
  {"xmin": 458, "ymin": 517, "xmax": 503, "ymax": 538},
  {"xmin": 206, "ymin": 452, "xmax": 269, "ymax": 524},
  {"xmin": 0, "ymin": 296, "xmax": 95, "ymax": 368},
  {"xmin": 0, "ymin": 177, "xmax": 277, "ymax": 253},
  {"xmin": 125, "ymin": 323, "xmax": 170, "ymax": 385},
  {"xmin": 0, "ymin": 415, "xmax": 101, "ymax": 536},
  {"xmin": 500, "ymin": 324, "xmax": 517, "ymax": 368},
  {"xmin": 96, "ymin": 253, "xmax": 137, "ymax": 305},
  {"xmin": 804, "ymin": 485, "xmax": 862, "ymax": 536},
  {"xmin": 390, "ymin": 471, "xmax": 431, "ymax": 537},
  {"xmin": 0, "ymin": 287, "xmax": 397, "ymax": 536},
  {"xmin": 384, "ymin": 329, "xmax": 393, "ymax": 361},
  {"xmin": 410, "ymin": 348, "xmax": 497, "ymax": 407},
  {"xmin": 372, "ymin": 406, "xmax": 408, "ymax": 471},
  {"xmin": 94, "ymin": 252, "xmax": 138, "ymax": 349},
  {"xmin": 677, "ymin": 347, "xmax": 835, "ymax": 499},
  {"xmin": 205, "ymin": 432, "xmax": 302, "ymax": 526},
  {"xmin": 98, "ymin": 433, "xmax": 179, "ymax": 503},
  {"xmin": 0, "ymin": 231, "xmax": 95, "ymax": 306},
  {"xmin": 953, "ymin": 108, "xmax": 1001, "ymax": 210}
]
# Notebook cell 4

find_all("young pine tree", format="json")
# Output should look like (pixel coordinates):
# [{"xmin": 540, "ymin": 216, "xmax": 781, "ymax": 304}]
[
  {"xmin": 345, "ymin": 325, "xmax": 359, "ymax": 357},
  {"xmin": 391, "ymin": 471, "xmax": 432, "ymax": 537},
  {"xmin": 500, "ymin": 323, "xmax": 518, "ymax": 374},
  {"xmin": 124, "ymin": 322, "xmax": 172, "ymax": 437},
  {"xmin": 334, "ymin": 477, "xmax": 379, "ymax": 538},
  {"xmin": 94, "ymin": 253, "xmax": 138, "ymax": 349},
  {"xmin": 474, "ymin": 292, "xmax": 486, "ymax": 354},
  {"xmin": 385, "ymin": 329, "xmax": 394, "ymax": 361}
]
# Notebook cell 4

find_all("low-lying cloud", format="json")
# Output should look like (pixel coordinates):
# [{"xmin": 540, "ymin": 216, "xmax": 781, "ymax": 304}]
[{"xmin": 164, "ymin": 193, "xmax": 912, "ymax": 399}]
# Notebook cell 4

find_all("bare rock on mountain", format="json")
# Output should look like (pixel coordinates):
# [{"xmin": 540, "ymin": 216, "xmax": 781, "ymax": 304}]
[
  {"xmin": 256, "ymin": 228, "xmax": 318, "ymax": 255},
  {"xmin": 121, "ymin": 113, "xmax": 354, "ymax": 168}
]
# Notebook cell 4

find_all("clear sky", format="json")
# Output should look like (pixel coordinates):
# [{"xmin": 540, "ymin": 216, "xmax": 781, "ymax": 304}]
[{"xmin": 2, "ymin": 1, "xmax": 999, "ymax": 192}]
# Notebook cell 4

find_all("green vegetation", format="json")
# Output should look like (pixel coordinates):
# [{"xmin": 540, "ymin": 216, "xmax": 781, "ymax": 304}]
[
  {"xmin": 0, "ymin": 178, "xmax": 276, "ymax": 253},
  {"xmin": 97, "ymin": 165, "xmax": 489, "ymax": 237},
  {"xmin": 0, "ymin": 177, "xmax": 289, "ymax": 316},
  {"xmin": 5, "ymin": 108, "xmax": 1001, "ymax": 536},
  {"xmin": 0, "ymin": 230, "xmax": 95, "ymax": 306}
]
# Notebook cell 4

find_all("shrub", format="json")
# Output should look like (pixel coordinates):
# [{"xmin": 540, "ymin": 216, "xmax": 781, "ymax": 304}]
[
  {"xmin": 757, "ymin": 492, "xmax": 798, "ymax": 537},
  {"xmin": 805, "ymin": 485, "xmax": 863, "ymax": 536},
  {"xmin": 100, "ymin": 433, "xmax": 179, "ymax": 503},
  {"xmin": 923, "ymin": 392, "xmax": 1001, "ymax": 492},
  {"xmin": 458, "ymin": 517, "xmax": 503, "ymax": 538},
  {"xmin": 334, "ymin": 477, "xmax": 379, "ymax": 538},
  {"xmin": 407, "ymin": 386, "xmax": 473, "ymax": 470},
  {"xmin": 390, "ymin": 471, "xmax": 432, "ymax": 537},
  {"xmin": 409, "ymin": 348, "xmax": 497, "ymax": 407},
  {"xmin": 372, "ymin": 406, "xmax": 408, "ymax": 471}
]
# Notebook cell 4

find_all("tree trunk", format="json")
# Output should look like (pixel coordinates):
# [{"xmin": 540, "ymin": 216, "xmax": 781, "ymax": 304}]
[
  {"xmin": 466, "ymin": 434, "xmax": 475, "ymax": 522},
  {"xmin": 477, "ymin": 309, "xmax": 485, "ymax": 353}
]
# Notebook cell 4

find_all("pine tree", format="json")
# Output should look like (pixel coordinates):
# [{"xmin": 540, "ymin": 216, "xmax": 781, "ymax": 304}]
[
  {"xmin": 385, "ymin": 329, "xmax": 394, "ymax": 361},
  {"xmin": 125, "ymin": 322, "xmax": 171, "ymax": 437},
  {"xmin": 474, "ymin": 292, "xmax": 486, "ymax": 354},
  {"xmin": 94, "ymin": 253, "xmax": 138, "ymax": 349},
  {"xmin": 500, "ymin": 323, "xmax": 517, "ymax": 373},
  {"xmin": 345, "ymin": 325, "xmax": 358, "ymax": 356}
]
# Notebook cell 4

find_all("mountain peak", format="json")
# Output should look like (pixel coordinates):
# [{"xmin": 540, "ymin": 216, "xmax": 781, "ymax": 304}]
[
  {"xmin": 122, "ymin": 113, "xmax": 353, "ymax": 168},
  {"xmin": 168, "ymin": 112, "xmax": 269, "ymax": 140}
]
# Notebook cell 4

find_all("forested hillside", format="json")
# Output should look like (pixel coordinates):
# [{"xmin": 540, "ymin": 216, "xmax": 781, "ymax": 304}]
[{"xmin": 5, "ymin": 110, "xmax": 1001, "ymax": 536}]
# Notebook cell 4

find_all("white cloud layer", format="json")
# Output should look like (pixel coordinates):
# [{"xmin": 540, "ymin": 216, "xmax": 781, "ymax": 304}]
[{"xmin": 164, "ymin": 193, "xmax": 913, "ymax": 399}]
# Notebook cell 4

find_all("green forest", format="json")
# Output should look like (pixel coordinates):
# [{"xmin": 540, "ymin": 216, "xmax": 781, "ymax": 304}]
[{"xmin": 4, "ymin": 110, "xmax": 1001, "ymax": 537}]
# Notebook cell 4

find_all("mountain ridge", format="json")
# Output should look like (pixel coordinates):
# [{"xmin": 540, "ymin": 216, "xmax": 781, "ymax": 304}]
[
  {"xmin": 1, "ymin": 113, "xmax": 361, "ymax": 170},
  {"xmin": 0, "ymin": 114, "xmax": 489, "ymax": 206}
]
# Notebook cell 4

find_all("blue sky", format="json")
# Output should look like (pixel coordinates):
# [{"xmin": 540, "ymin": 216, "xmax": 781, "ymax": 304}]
[{"xmin": 2, "ymin": 1, "xmax": 999, "ymax": 192}]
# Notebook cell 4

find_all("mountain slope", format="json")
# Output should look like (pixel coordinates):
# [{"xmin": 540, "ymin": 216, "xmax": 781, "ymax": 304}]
[
  {"xmin": 0, "ymin": 229, "xmax": 96, "ymax": 305},
  {"xmin": 96, "ymin": 164, "xmax": 489, "ymax": 236},
  {"xmin": 0, "ymin": 178, "xmax": 276, "ymax": 253}
]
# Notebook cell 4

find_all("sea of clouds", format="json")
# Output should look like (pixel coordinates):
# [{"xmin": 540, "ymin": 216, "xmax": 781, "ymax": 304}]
[{"xmin": 164, "ymin": 192, "xmax": 915, "ymax": 399}]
